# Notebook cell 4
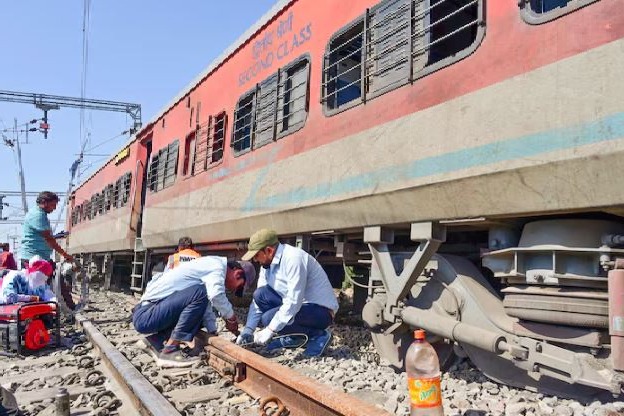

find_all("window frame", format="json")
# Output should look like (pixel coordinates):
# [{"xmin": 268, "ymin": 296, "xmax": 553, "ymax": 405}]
[
  {"xmin": 231, "ymin": 88, "xmax": 257, "ymax": 157},
  {"xmin": 209, "ymin": 111, "xmax": 227, "ymax": 166},
  {"xmin": 192, "ymin": 111, "xmax": 227, "ymax": 175},
  {"xmin": 276, "ymin": 55, "xmax": 311, "ymax": 141},
  {"xmin": 520, "ymin": 0, "xmax": 600, "ymax": 24},
  {"xmin": 148, "ymin": 141, "xmax": 179, "ymax": 193},
  {"xmin": 321, "ymin": 0, "xmax": 485, "ymax": 116},
  {"xmin": 231, "ymin": 55, "xmax": 311, "ymax": 157},
  {"xmin": 322, "ymin": 18, "xmax": 366, "ymax": 115}
]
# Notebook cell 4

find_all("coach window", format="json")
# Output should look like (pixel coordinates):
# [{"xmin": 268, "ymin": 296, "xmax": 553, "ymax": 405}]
[
  {"xmin": 322, "ymin": 0, "xmax": 484, "ymax": 115},
  {"xmin": 194, "ymin": 112, "xmax": 227, "ymax": 174},
  {"xmin": 232, "ymin": 92, "xmax": 255, "ymax": 155},
  {"xmin": 82, "ymin": 202, "xmax": 89, "ymax": 221},
  {"xmin": 112, "ymin": 179, "xmax": 121, "ymax": 207},
  {"xmin": 90, "ymin": 195, "xmax": 97, "ymax": 219},
  {"xmin": 104, "ymin": 184, "xmax": 113, "ymax": 212},
  {"xmin": 183, "ymin": 131, "xmax": 197, "ymax": 176},
  {"xmin": 120, "ymin": 172, "xmax": 132, "ymax": 206},
  {"xmin": 148, "ymin": 141, "xmax": 179, "ymax": 192},
  {"xmin": 211, "ymin": 112, "xmax": 226, "ymax": 163},
  {"xmin": 323, "ymin": 21, "xmax": 364, "ymax": 111},
  {"xmin": 277, "ymin": 57, "xmax": 310, "ymax": 138},
  {"xmin": 232, "ymin": 56, "xmax": 311, "ymax": 156},
  {"xmin": 520, "ymin": 0, "xmax": 599, "ymax": 24}
]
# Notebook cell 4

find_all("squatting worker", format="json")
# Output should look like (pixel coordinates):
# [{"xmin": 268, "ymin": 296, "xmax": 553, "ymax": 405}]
[
  {"xmin": 132, "ymin": 256, "xmax": 255, "ymax": 368},
  {"xmin": 165, "ymin": 236, "xmax": 201, "ymax": 271},
  {"xmin": 236, "ymin": 229, "xmax": 339, "ymax": 357},
  {"xmin": 20, "ymin": 191, "xmax": 76, "ymax": 310}
]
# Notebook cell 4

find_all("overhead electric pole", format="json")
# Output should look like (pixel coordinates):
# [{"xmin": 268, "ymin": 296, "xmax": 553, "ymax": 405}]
[
  {"xmin": 14, "ymin": 119, "xmax": 28, "ymax": 214},
  {"xmin": 0, "ymin": 90, "xmax": 142, "ymax": 136},
  {"xmin": 0, "ymin": 89, "xmax": 142, "ymax": 229}
]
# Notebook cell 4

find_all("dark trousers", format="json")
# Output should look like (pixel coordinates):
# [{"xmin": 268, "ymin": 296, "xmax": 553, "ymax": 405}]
[
  {"xmin": 253, "ymin": 285, "xmax": 333, "ymax": 339},
  {"xmin": 21, "ymin": 258, "xmax": 76, "ymax": 310},
  {"xmin": 133, "ymin": 284, "xmax": 208, "ymax": 342}
]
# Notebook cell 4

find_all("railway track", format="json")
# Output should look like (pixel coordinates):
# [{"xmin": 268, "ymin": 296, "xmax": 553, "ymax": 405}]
[
  {"xmin": 4, "ymin": 287, "xmax": 624, "ymax": 415},
  {"xmin": 1, "ymin": 289, "xmax": 393, "ymax": 415}
]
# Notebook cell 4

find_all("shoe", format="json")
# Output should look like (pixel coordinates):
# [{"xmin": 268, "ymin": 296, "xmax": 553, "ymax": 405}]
[
  {"xmin": 156, "ymin": 346, "xmax": 200, "ymax": 368},
  {"xmin": 302, "ymin": 329, "xmax": 332, "ymax": 357},
  {"xmin": 145, "ymin": 333, "xmax": 167, "ymax": 352},
  {"xmin": 266, "ymin": 335, "xmax": 308, "ymax": 351}
]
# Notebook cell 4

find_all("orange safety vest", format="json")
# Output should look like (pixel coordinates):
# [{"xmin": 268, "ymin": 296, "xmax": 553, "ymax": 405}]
[{"xmin": 167, "ymin": 248, "xmax": 201, "ymax": 269}]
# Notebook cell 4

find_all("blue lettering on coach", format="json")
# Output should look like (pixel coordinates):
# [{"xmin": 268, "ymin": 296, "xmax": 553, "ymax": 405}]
[{"xmin": 239, "ymin": 12, "xmax": 312, "ymax": 87}]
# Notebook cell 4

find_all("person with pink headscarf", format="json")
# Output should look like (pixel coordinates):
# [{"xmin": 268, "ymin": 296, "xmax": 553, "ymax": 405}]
[{"xmin": 0, "ymin": 258, "xmax": 56, "ymax": 304}]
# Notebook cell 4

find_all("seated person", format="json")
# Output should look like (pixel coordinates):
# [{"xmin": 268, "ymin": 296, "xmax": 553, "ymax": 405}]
[
  {"xmin": 132, "ymin": 256, "xmax": 255, "ymax": 367},
  {"xmin": 236, "ymin": 229, "xmax": 339, "ymax": 357},
  {"xmin": 0, "ymin": 257, "xmax": 56, "ymax": 304},
  {"xmin": 164, "ymin": 236, "xmax": 201, "ymax": 272},
  {"xmin": 0, "ymin": 243, "xmax": 17, "ymax": 282}
]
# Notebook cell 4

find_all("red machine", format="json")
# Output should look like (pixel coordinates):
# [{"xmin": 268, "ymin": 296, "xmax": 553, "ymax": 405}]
[{"xmin": 0, "ymin": 302, "xmax": 60, "ymax": 356}]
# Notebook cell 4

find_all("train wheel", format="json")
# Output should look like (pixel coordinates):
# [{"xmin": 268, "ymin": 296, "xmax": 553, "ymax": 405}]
[{"xmin": 364, "ymin": 291, "xmax": 456, "ymax": 371}]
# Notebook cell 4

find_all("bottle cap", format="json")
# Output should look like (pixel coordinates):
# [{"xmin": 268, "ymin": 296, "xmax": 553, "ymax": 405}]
[{"xmin": 414, "ymin": 329, "xmax": 426, "ymax": 340}]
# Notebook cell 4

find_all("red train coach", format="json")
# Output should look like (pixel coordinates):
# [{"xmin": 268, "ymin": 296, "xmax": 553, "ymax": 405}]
[
  {"xmin": 67, "ymin": 136, "xmax": 149, "ymax": 275},
  {"xmin": 67, "ymin": 0, "xmax": 624, "ymax": 399}
]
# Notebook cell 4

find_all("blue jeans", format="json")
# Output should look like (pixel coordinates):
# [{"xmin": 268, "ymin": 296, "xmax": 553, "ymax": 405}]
[
  {"xmin": 133, "ymin": 284, "xmax": 208, "ymax": 342},
  {"xmin": 253, "ymin": 285, "xmax": 333, "ymax": 339}
]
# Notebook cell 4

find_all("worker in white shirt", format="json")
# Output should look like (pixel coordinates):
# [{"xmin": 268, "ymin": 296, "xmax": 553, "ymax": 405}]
[
  {"xmin": 133, "ymin": 257, "xmax": 255, "ymax": 367},
  {"xmin": 236, "ymin": 229, "xmax": 338, "ymax": 357}
]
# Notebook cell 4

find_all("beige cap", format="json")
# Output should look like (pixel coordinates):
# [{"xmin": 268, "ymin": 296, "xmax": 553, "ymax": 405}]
[{"xmin": 241, "ymin": 229, "xmax": 279, "ymax": 261}]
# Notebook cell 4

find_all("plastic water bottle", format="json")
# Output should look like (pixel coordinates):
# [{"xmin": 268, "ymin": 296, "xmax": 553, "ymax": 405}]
[{"xmin": 406, "ymin": 329, "xmax": 444, "ymax": 415}]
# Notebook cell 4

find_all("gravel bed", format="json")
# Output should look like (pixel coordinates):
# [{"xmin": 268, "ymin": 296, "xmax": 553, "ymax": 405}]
[
  {"xmin": 5, "ymin": 286, "xmax": 624, "ymax": 416},
  {"xmin": 0, "ymin": 323, "xmax": 124, "ymax": 415},
  {"xmin": 85, "ymin": 288, "xmax": 624, "ymax": 416}
]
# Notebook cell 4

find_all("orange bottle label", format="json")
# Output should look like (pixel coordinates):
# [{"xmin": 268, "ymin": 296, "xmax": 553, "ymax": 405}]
[{"xmin": 407, "ymin": 376, "xmax": 442, "ymax": 408}]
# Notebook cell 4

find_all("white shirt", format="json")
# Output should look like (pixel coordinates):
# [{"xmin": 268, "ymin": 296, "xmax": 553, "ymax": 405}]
[
  {"xmin": 141, "ymin": 256, "xmax": 234, "ymax": 319},
  {"xmin": 245, "ymin": 244, "xmax": 339, "ymax": 333}
]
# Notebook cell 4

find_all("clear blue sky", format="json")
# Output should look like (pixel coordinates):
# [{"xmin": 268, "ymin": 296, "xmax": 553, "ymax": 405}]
[{"xmin": 0, "ymin": 0, "xmax": 277, "ymax": 249}]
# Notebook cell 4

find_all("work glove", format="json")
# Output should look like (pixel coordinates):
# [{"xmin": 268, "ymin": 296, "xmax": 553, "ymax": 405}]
[
  {"xmin": 253, "ymin": 327, "xmax": 275, "ymax": 346},
  {"xmin": 236, "ymin": 327, "xmax": 254, "ymax": 345},
  {"xmin": 225, "ymin": 315, "xmax": 240, "ymax": 336}
]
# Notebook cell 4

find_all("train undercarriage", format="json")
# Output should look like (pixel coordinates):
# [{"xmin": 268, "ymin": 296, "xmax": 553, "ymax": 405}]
[
  {"xmin": 74, "ymin": 213, "xmax": 624, "ymax": 400},
  {"xmin": 358, "ymin": 216, "xmax": 624, "ymax": 400}
]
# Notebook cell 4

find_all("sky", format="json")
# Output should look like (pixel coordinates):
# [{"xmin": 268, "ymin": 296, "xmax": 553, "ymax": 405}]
[{"xmin": 0, "ymin": 0, "xmax": 277, "ymax": 250}]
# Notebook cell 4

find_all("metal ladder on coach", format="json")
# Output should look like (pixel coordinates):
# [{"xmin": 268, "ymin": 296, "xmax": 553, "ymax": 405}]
[{"xmin": 130, "ymin": 237, "xmax": 146, "ymax": 292}]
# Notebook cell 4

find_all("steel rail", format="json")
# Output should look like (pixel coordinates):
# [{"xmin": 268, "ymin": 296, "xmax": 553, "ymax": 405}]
[
  {"xmin": 205, "ymin": 335, "xmax": 393, "ymax": 416},
  {"xmin": 76, "ymin": 314, "xmax": 181, "ymax": 416}
]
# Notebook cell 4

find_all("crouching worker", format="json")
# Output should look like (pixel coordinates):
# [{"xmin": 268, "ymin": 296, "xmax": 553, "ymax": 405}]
[
  {"xmin": 236, "ymin": 229, "xmax": 339, "ymax": 357},
  {"xmin": 132, "ymin": 257, "xmax": 255, "ymax": 367},
  {"xmin": 0, "ymin": 258, "xmax": 56, "ymax": 304}
]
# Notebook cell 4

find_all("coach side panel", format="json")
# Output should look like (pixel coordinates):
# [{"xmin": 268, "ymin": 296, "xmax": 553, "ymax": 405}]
[{"xmin": 140, "ymin": 0, "xmax": 624, "ymax": 247}]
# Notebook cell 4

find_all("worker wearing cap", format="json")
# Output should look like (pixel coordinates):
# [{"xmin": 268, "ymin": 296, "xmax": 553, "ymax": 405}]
[
  {"xmin": 133, "ymin": 256, "xmax": 255, "ymax": 367},
  {"xmin": 236, "ymin": 229, "xmax": 338, "ymax": 357}
]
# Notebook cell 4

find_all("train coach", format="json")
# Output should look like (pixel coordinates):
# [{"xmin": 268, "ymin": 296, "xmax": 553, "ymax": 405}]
[{"xmin": 66, "ymin": 0, "xmax": 624, "ymax": 399}]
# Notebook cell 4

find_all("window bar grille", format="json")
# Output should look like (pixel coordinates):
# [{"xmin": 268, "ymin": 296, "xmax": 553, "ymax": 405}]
[
  {"xmin": 411, "ymin": 18, "xmax": 479, "ymax": 57},
  {"xmin": 272, "ymin": 68, "xmax": 281, "ymax": 142},
  {"xmin": 250, "ymin": 85, "xmax": 259, "ymax": 150},
  {"xmin": 409, "ymin": 0, "xmax": 415, "ymax": 82},
  {"xmin": 211, "ymin": 114, "xmax": 225, "ymax": 164},
  {"xmin": 193, "ymin": 118, "xmax": 210, "ymax": 174}
]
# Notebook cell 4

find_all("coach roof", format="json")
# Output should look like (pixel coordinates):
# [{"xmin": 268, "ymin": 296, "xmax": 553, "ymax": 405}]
[{"xmin": 149, "ymin": 0, "xmax": 294, "ymax": 128}]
